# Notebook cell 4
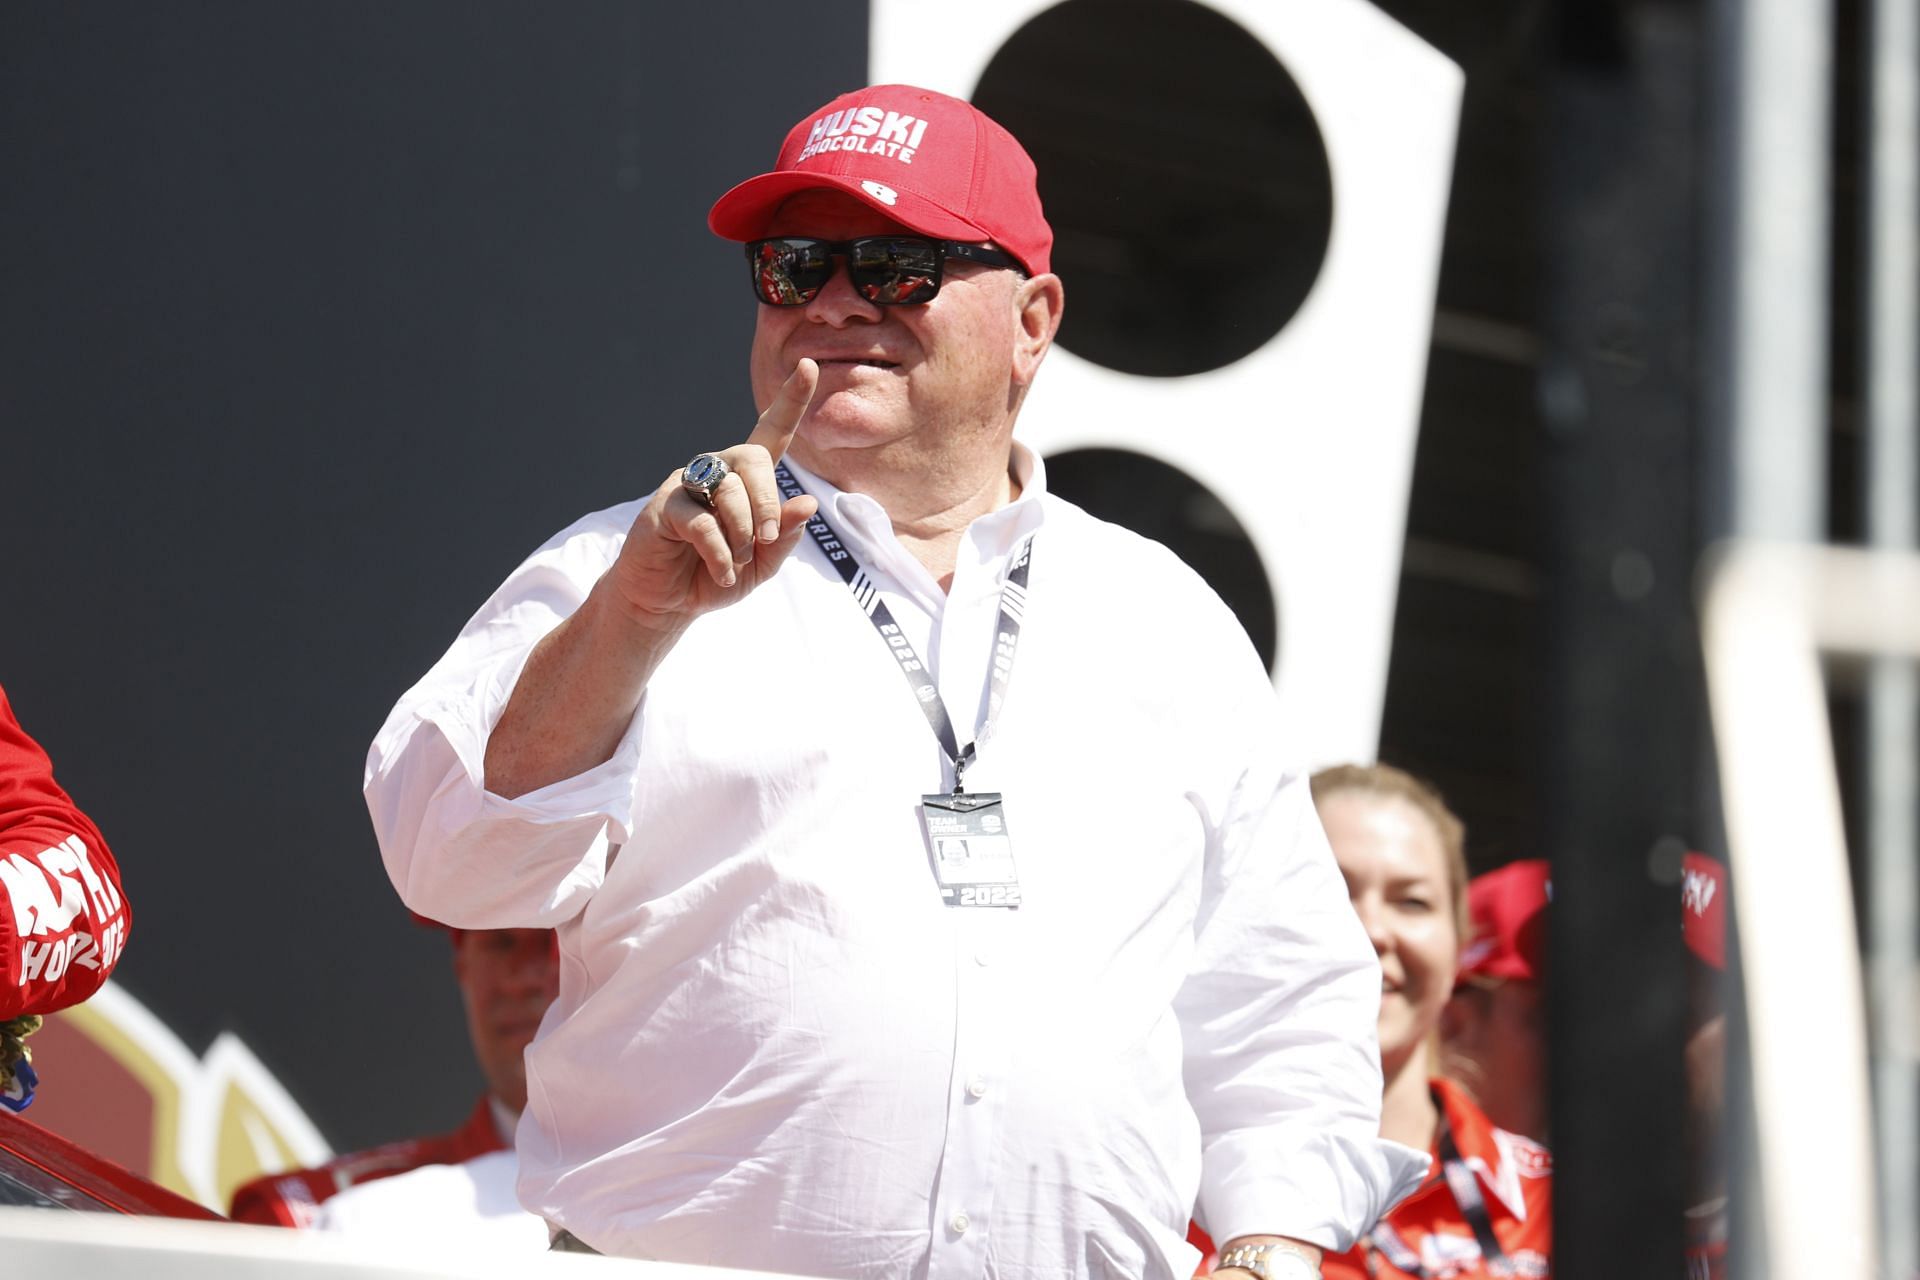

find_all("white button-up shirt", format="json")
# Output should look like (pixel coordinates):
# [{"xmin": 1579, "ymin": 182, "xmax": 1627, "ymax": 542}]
[{"xmin": 367, "ymin": 447, "xmax": 1426, "ymax": 1279}]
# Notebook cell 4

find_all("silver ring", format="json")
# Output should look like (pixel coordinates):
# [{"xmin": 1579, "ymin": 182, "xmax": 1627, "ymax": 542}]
[{"xmin": 680, "ymin": 453, "xmax": 731, "ymax": 507}]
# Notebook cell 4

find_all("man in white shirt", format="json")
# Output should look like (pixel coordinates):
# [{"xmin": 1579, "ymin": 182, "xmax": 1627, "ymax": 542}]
[{"xmin": 366, "ymin": 83, "xmax": 1425, "ymax": 1280}]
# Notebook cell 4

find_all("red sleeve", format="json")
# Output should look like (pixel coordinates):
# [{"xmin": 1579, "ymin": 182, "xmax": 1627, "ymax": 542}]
[
  {"xmin": 0, "ymin": 684, "xmax": 131, "ymax": 1018},
  {"xmin": 229, "ymin": 1168, "xmax": 334, "ymax": 1226},
  {"xmin": 228, "ymin": 1097, "xmax": 506, "ymax": 1226}
]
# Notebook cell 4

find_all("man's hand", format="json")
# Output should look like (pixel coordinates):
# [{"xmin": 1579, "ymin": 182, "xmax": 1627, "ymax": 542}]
[
  {"xmin": 605, "ymin": 358, "xmax": 820, "ymax": 624},
  {"xmin": 483, "ymin": 360, "xmax": 819, "ymax": 799}
]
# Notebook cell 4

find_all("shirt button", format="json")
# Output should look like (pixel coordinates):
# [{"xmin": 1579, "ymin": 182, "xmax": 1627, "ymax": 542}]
[
  {"xmin": 974, "ymin": 949, "xmax": 992, "ymax": 966},
  {"xmin": 966, "ymin": 1075, "xmax": 989, "ymax": 1099},
  {"xmin": 949, "ymin": 1212, "xmax": 971, "ymax": 1235}
]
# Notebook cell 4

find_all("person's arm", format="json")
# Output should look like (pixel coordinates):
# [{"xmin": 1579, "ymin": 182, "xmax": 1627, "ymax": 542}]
[
  {"xmin": 228, "ymin": 1169, "xmax": 325, "ymax": 1227},
  {"xmin": 1172, "ymin": 624, "xmax": 1427, "ymax": 1255},
  {"xmin": 368, "ymin": 363, "xmax": 818, "ymax": 927},
  {"xmin": 484, "ymin": 360, "xmax": 819, "ymax": 799},
  {"xmin": 0, "ymin": 683, "xmax": 130, "ymax": 1019}
]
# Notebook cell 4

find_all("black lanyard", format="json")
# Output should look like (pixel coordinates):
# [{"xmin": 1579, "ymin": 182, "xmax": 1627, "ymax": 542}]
[
  {"xmin": 777, "ymin": 463, "xmax": 1032, "ymax": 793},
  {"xmin": 1366, "ymin": 1106, "xmax": 1512, "ymax": 1277},
  {"xmin": 1437, "ymin": 1117, "xmax": 1511, "ymax": 1274}
]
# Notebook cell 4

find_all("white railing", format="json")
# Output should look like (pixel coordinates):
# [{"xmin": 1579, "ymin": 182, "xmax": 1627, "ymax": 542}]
[
  {"xmin": 1700, "ymin": 541, "xmax": 1920, "ymax": 1280},
  {"xmin": 0, "ymin": 1206, "xmax": 807, "ymax": 1280}
]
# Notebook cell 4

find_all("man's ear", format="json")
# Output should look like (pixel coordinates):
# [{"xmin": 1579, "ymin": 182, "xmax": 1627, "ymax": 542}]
[{"xmin": 1011, "ymin": 272, "xmax": 1065, "ymax": 388}]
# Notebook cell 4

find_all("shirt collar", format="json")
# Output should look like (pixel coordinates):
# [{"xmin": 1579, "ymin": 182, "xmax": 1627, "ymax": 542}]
[
  {"xmin": 1431, "ymin": 1077, "xmax": 1540, "ymax": 1222},
  {"xmin": 781, "ymin": 442, "xmax": 1048, "ymax": 580},
  {"xmin": 986, "ymin": 439, "xmax": 1048, "ymax": 553}
]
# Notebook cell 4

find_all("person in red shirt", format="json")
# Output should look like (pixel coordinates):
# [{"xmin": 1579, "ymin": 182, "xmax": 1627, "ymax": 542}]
[
  {"xmin": 0, "ymin": 681, "xmax": 133, "ymax": 1111},
  {"xmin": 1441, "ymin": 859, "xmax": 1551, "ymax": 1144},
  {"xmin": 1313, "ymin": 764, "xmax": 1551, "ymax": 1280},
  {"xmin": 1680, "ymin": 851, "xmax": 1728, "ymax": 1280},
  {"xmin": 229, "ymin": 925, "xmax": 557, "ymax": 1226}
]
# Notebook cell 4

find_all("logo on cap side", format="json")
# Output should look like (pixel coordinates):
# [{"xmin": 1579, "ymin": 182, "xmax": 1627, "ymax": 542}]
[
  {"xmin": 1681, "ymin": 866, "xmax": 1717, "ymax": 917},
  {"xmin": 799, "ymin": 107, "xmax": 930, "ymax": 165},
  {"xmin": 861, "ymin": 181, "xmax": 900, "ymax": 206}
]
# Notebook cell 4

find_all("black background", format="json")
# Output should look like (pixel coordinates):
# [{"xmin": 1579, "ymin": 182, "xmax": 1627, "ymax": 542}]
[{"xmin": 3, "ymin": 2, "xmax": 868, "ymax": 1150}]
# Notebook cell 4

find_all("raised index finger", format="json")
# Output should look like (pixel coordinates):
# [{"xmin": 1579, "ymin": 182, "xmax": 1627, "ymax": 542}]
[{"xmin": 745, "ymin": 358, "xmax": 818, "ymax": 462}]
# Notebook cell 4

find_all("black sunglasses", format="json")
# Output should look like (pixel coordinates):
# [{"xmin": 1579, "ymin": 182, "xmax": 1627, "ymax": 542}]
[{"xmin": 745, "ymin": 236, "xmax": 1019, "ymax": 307}]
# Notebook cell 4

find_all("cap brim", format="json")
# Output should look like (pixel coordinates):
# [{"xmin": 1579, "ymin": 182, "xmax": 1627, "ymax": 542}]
[
  {"xmin": 1459, "ymin": 954, "xmax": 1539, "ymax": 983},
  {"xmin": 708, "ymin": 171, "xmax": 991, "ymax": 244}
]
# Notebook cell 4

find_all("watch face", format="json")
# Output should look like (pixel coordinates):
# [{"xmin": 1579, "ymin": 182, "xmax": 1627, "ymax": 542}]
[{"xmin": 1266, "ymin": 1253, "xmax": 1319, "ymax": 1280}]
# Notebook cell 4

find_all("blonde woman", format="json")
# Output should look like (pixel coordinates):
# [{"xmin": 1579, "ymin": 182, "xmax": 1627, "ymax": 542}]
[{"xmin": 1311, "ymin": 765, "xmax": 1552, "ymax": 1280}]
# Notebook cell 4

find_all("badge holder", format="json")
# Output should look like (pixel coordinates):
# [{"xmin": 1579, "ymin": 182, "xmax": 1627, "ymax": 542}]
[{"xmin": 921, "ymin": 784, "xmax": 1020, "ymax": 909}]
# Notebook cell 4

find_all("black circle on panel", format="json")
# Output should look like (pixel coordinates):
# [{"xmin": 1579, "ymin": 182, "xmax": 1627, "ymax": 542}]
[
  {"xmin": 974, "ymin": 0, "xmax": 1333, "ymax": 377},
  {"xmin": 1045, "ymin": 448, "xmax": 1278, "ymax": 671}
]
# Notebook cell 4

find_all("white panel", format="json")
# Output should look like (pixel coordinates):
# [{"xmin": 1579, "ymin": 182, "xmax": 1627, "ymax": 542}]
[{"xmin": 873, "ymin": 0, "xmax": 1462, "ymax": 766}]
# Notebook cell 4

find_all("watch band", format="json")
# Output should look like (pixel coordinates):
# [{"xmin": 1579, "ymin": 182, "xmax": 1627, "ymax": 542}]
[{"xmin": 1217, "ymin": 1242, "xmax": 1319, "ymax": 1280}]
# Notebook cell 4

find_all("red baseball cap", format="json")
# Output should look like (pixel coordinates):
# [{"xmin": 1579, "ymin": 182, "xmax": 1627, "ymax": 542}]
[
  {"xmin": 1681, "ymin": 851, "xmax": 1727, "ymax": 971},
  {"xmin": 1458, "ymin": 859, "xmax": 1551, "ymax": 983},
  {"xmin": 708, "ymin": 84, "xmax": 1053, "ymax": 277}
]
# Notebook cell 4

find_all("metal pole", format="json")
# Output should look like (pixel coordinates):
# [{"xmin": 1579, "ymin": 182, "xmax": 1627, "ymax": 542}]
[
  {"xmin": 1706, "ymin": 0, "xmax": 1833, "ymax": 1274},
  {"xmin": 1862, "ymin": 0, "xmax": 1920, "ymax": 1271},
  {"xmin": 1720, "ymin": 0, "xmax": 1830, "ymax": 542},
  {"xmin": 1541, "ymin": 6, "xmax": 1701, "ymax": 1273}
]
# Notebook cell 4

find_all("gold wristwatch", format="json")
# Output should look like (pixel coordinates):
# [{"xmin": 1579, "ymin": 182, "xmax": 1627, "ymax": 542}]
[{"xmin": 1216, "ymin": 1242, "xmax": 1319, "ymax": 1280}]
